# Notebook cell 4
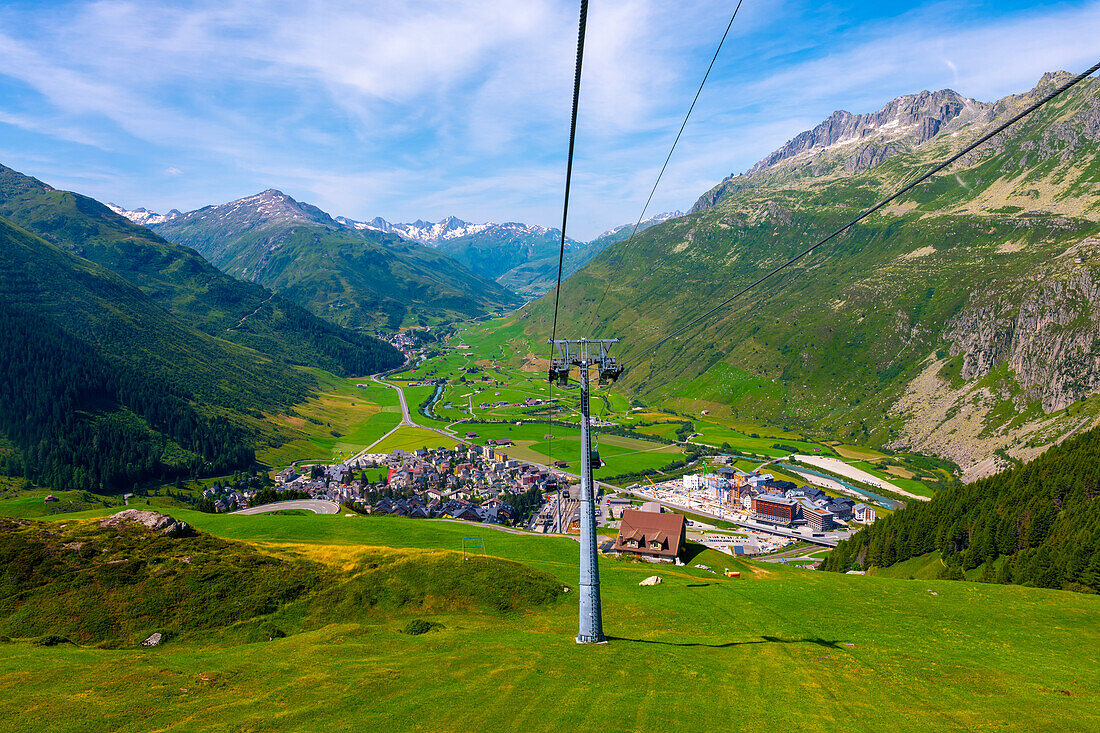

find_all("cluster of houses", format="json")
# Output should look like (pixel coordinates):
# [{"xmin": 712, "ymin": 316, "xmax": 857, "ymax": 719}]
[
  {"xmin": 751, "ymin": 489, "xmax": 875, "ymax": 530},
  {"xmin": 271, "ymin": 443, "xmax": 564, "ymax": 525},
  {"xmin": 477, "ymin": 396, "xmax": 554, "ymax": 410},
  {"xmin": 408, "ymin": 378, "xmax": 446, "ymax": 388},
  {"xmin": 371, "ymin": 494, "xmax": 515, "ymax": 523},
  {"xmin": 681, "ymin": 468, "xmax": 876, "ymax": 530},
  {"xmin": 200, "ymin": 483, "xmax": 253, "ymax": 513},
  {"xmin": 385, "ymin": 331, "xmax": 419, "ymax": 351}
]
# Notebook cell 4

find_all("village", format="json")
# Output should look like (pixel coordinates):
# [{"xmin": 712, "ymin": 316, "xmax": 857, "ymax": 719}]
[
  {"xmin": 201, "ymin": 440, "xmax": 562, "ymax": 525},
  {"xmin": 192, "ymin": 426, "xmax": 879, "ymax": 570}
]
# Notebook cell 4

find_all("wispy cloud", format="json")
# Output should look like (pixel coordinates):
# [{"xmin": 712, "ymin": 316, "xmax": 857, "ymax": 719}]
[{"xmin": 0, "ymin": 0, "xmax": 1095, "ymax": 238}]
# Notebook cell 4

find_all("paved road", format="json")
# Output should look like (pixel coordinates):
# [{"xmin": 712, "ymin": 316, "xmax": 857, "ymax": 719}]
[
  {"xmin": 373, "ymin": 374, "xmax": 412, "ymax": 425},
  {"xmin": 231, "ymin": 500, "xmax": 341, "ymax": 515}
]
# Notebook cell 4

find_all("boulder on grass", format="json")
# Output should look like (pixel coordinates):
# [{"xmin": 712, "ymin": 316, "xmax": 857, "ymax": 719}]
[
  {"xmin": 639, "ymin": 576, "xmax": 662, "ymax": 586},
  {"xmin": 100, "ymin": 510, "xmax": 194, "ymax": 538}
]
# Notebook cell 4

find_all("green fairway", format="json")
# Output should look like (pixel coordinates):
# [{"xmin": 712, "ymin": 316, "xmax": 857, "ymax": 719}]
[{"xmin": 0, "ymin": 509, "xmax": 1097, "ymax": 732}]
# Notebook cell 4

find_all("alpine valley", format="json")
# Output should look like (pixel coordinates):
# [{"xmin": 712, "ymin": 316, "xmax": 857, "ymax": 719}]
[
  {"xmin": 516, "ymin": 71, "xmax": 1100, "ymax": 482},
  {"xmin": 114, "ymin": 197, "xmax": 681, "ymax": 305},
  {"xmin": 1, "ymin": 4, "xmax": 1099, "ymax": 728}
]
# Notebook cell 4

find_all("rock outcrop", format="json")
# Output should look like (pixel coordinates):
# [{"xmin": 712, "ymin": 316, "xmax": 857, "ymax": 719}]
[
  {"xmin": 746, "ymin": 89, "xmax": 984, "ymax": 177},
  {"xmin": 100, "ymin": 510, "xmax": 194, "ymax": 538}
]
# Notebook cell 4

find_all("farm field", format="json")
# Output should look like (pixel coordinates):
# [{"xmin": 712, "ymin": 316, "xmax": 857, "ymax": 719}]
[
  {"xmin": 0, "ymin": 509, "xmax": 1097, "ymax": 732},
  {"xmin": 371, "ymin": 426, "xmax": 456, "ymax": 454},
  {"xmin": 452, "ymin": 421, "xmax": 689, "ymax": 480},
  {"xmin": 260, "ymin": 370, "xmax": 402, "ymax": 467},
  {"xmin": 388, "ymin": 321, "xmax": 950, "ymax": 495}
]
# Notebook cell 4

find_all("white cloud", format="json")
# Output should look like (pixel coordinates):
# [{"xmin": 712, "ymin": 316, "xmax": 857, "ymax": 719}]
[{"xmin": 0, "ymin": 0, "xmax": 1095, "ymax": 238}]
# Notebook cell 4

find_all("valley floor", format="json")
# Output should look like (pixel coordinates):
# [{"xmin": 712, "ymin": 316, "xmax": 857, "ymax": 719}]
[{"xmin": 1, "ymin": 509, "xmax": 1097, "ymax": 732}]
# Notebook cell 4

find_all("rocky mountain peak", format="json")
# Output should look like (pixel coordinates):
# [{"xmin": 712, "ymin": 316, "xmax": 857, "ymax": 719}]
[
  {"xmin": 200, "ymin": 189, "xmax": 337, "ymax": 230},
  {"xmin": 746, "ymin": 88, "xmax": 985, "ymax": 177}
]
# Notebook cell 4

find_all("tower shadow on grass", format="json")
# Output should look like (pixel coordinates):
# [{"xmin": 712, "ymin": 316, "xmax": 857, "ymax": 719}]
[{"xmin": 604, "ymin": 635, "xmax": 844, "ymax": 649}]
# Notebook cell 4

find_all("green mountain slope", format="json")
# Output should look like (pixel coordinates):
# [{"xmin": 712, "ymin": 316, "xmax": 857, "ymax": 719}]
[
  {"xmin": 516, "ymin": 72, "xmax": 1100, "ymax": 479},
  {"xmin": 0, "ymin": 215, "xmax": 314, "ymax": 491},
  {"xmin": 0, "ymin": 166, "xmax": 402, "ymax": 376},
  {"xmin": 148, "ymin": 190, "xmax": 521, "ymax": 330},
  {"xmin": 444, "ymin": 215, "xmax": 680, "ymax": 298},
  {"xmin": 825, "ymin": 423, "xmax": 1100, "ymax": 592},
  {"xmin": 438, "ymin": 224, "xmax": 581, "ymax": 299}
]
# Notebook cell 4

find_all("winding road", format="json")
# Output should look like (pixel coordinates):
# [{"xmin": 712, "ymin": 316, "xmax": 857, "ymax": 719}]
[{"xmin": 231, "ymin": 500, "xmax": 341, "ymax": 515}]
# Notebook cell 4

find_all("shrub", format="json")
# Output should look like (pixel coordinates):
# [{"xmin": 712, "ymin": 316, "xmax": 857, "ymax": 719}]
[
  {"xmin": 33, "ymin": 634, "xmax": 71, "ymax": 647},
  {"xmin": 402, "ymin": 619, "xmax": 444, "ymax": 636}
]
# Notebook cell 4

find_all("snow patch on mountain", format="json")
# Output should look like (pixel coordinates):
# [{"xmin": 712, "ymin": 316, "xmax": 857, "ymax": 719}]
[
  {"xmin": 336, "ymin": 215, "xmax": 564, "ymax": 247},
  {"xmin": 594, "ymin": 211, "xmax": 683, "ymax": 242},
  {"xmin": 107, "ymin": 203, "xmax": 181, "ymax": 226},
  {"xmin": 113, "ymin": 193, "xmax": 585, "ymax": 248}
]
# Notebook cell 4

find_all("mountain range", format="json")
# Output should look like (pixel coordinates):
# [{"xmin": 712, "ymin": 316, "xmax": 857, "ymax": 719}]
[
  {"xmin": 519, "ymin": 70, "xmax": 1100, "ymax": 481},
  {"xmin": 0, "ymin": 165, "xmax": 401, "ymax": 377},
  {"xmin": 120, "ymin": 190, "xmax": 522, "ymax": 331},
  {"xmin": 111, "ymin": 200, "xmax": 681, "ymax": 300},
  {"xmin": 0, "ymin": 163, "xmax": 406, "ymax": 492}
]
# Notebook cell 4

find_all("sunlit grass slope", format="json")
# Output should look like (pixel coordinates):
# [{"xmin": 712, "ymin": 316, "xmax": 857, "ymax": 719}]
[{"xmin": 0, "ymin": 509, "xmax": 1095, "ymax": 732}]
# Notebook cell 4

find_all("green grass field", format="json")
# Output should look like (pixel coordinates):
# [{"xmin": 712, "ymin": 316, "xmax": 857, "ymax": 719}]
[
  {"xmin": 0, "ymin": 508, "xmax": 1096, "ymax": 731},
  {"xmin": 371, "ymin": 426, "xmax": 456, "ymax": 454},
  {"xmin": 260, "ymin": 370, "xmax": 402, "ymax": 467}
]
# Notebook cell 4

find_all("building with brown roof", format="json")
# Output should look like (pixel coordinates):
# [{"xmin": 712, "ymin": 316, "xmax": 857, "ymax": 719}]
[{"xmin": 611, "ymin": 509, "xmax": 686, "ymax": 563}]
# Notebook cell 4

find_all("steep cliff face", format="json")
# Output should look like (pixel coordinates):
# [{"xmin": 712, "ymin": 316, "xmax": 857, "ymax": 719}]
[
  {"xmin": 890, "ymin": 236, "xmax": 1100, "ymax": 480},
  {"xmin": 946, "ymin": 236, "xmax": 1100, "ymax": 412}
]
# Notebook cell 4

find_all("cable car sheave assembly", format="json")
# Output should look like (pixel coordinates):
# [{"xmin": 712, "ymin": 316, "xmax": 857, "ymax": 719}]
[{"xmin": 547, "ymin": 338, "xmax": 622, "ymax": 644}]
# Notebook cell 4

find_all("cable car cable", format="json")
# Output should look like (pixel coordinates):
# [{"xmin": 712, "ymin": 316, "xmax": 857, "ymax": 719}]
[
  {"xmin": 547, "ymin": 0, "xmax": 589, "ymax": 506},
  {"xmin": 591, "ymin": 0, "xmax": 746, "ymax": 318},
  {"xmin": 624, "ymin": 59, "xmax": 1100, "ymax": 367},
  {"xmin": 549, "ymin": 0, "xmax": 589, "ymax": 347}
]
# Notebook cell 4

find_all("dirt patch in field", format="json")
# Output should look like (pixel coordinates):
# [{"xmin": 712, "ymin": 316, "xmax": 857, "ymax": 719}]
[
  {"xmin": 884, "ymin": 465, "xmax": 916, "ymax": 479},
  {"xmin": 521, "ymin": 354, "xmax": 550, "ymax": 372}
]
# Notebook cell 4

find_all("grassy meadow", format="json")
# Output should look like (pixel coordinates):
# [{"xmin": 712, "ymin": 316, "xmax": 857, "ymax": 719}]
[
  {"xmin": 0, "ymin": 507, "xmax": 1096, "ymax": 732},
  {"xmin": 259, "ymin": 370, "xmax": 403, "ymax": 467}
]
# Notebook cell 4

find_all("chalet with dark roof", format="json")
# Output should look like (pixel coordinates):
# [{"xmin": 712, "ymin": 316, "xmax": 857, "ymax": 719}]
[{"xmin": 611, "ymin": 509, "xmax": 686, "ymax": 563}]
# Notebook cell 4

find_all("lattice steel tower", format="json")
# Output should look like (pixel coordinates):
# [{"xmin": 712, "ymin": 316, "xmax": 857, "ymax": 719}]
[{"xmin": 548, "ymin": 338, "xmax": 623, "ymax": 644}]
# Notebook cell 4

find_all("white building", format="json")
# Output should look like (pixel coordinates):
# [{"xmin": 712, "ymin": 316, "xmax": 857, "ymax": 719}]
[{"xmin": 852, "ymin": 503, "xmax": 876, "ymax": 524}]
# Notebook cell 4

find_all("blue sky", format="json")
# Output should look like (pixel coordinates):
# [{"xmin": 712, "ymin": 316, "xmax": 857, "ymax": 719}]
[{"xmin": 0, "ymin": 0, "xmax": 1096, "ymax": 240}]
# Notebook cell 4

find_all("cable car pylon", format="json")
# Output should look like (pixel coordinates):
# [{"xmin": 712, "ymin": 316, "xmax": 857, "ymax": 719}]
[{"xmin": 548, "ymin": 337, "xmax": 623, "ymax": 644}]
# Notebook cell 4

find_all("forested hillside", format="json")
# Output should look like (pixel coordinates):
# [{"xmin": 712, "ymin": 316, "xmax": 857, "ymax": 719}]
[
  {"xmin": 0, "ymin": 165, "xmax": 402, "ymax": 376},
  {"xmin": 825, "ymin": 425, "xmax": 1100, "ymax": 592},
  {"xmin": 0, "ymin": 216, "xmax": 312, "ymax": 491}
]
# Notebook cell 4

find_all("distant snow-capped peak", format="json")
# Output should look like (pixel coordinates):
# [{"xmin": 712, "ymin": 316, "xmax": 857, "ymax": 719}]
[
  {"xmin": 334, "ymin": 215, "xmax": 560, "ymax": 246},
  {"xmin": 107, "ymin": 203, "xmax": 181, "ymax": 226},
  {"xmin": 595, "ymin": 211, "xmax": 683, "ymax": 241}
]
